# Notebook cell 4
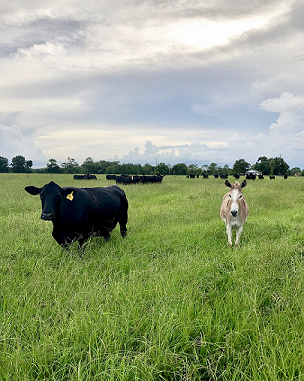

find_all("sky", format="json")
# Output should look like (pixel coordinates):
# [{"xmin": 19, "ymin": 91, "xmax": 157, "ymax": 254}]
[{"xmin": 1, "ymin": 0, "xmax": 304, "ymax": 169}]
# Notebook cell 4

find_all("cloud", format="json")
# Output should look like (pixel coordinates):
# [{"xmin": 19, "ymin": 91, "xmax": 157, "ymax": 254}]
[
  {"xmin": 260, "ymin": 92, "xmax": 304, "ymax": 135},
  {"xmin": 0, "ymin": 125, "xmax": 46, "ymax": 164},
  {"xmin": 1, "ymin": 0, "xmax": 304, "ymax": 170}
]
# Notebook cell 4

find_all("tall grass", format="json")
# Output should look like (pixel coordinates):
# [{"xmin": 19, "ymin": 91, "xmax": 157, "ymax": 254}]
[{"xmin": 0, "ymin": 173, "xmax": 303, "ymax": 380}]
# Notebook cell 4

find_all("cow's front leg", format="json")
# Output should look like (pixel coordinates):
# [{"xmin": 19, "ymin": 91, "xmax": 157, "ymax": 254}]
[{"xmin": 226, "ymin": 224, "xmax": 233, "ymax": 246}]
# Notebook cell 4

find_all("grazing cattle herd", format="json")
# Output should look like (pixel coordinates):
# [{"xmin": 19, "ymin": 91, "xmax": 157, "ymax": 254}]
[
  {"xmin": 73, "ymin": 174, "xmax": 97, "ymax": 180},
  {"xmin": 24, "ymin": 172, "xmax": 290, "ymax": 250},
  {"xmin": 108, "ymin": 174, "xmax": 164, "ymax": 184}
]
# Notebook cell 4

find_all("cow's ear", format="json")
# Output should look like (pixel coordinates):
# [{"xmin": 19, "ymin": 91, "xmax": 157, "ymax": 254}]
[
  {"xmin": 225, "ymin": 180, "xmax": 233, "ymax": 188},
  {"xmin": 25, "ymin": 186, "xmax": 42, "ymax": 195},
  {"xmin": 240, "ymin": 180, "xmax": 247, "ymax": 189},
  {"xmin": 60, "ymin": 188, "xmax": 78, "ymax": 197}
]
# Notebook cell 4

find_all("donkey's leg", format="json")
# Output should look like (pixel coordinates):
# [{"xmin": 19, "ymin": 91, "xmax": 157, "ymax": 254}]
[
  {"xmin": 235, "ymin": 225, "xmax": 244, "ymax": 245},
  {"xmin": 226, "ymin": 224, "xmax": 233, "ymax": 246}
]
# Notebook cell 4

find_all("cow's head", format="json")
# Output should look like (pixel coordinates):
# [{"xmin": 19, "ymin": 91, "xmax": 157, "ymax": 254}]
[
  {"xmin": 25, "ymin": 181, "xmax": 77, "ymax": 221},
  {"xmin": 224, "ymin": 180, "xmax": 247, "ymax": 217}
]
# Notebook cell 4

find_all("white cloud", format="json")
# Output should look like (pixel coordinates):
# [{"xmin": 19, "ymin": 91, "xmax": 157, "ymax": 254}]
[
  {"xmin": 260, "ymin": 92, "xmax": 304, "ymax": 136},
  {"xmin": 0, "ymin": 125, "xmax": 46, "ymax": 163},
  {"xmin": 1, "ymin": 0, "xmax": 304, "ymax": 170}
]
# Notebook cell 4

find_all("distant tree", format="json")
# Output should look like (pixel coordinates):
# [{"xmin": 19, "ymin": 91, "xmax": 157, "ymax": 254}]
[
  {"xmin": 120, "ymin": 163, "xmax": 142, "ymax": 175},
  {"xmin": 290, "ymin": 167, "xmax": 301, "ymax": 176},
  {"xmin": 233, "ymin": 159, "xmax": 251, "ymax": 174},
  {"xmin": 222, "ymin": 164, "xmax": 231, "ymax": 175},
  {"xmin": 171, "ymin": 163, "xmax": 188, "ymax": 175},
  {"xmin": 0, "ymin": 156, "xmax": 9, "ymax": 172},
  {"xmin": 187, "ymin": 164, "xmax": 198, "ymax": 175},
  {"xmin": 25, "ymin": 160, "xmax": 33, "ymax": 172},
  {"xmin": 46, "ymin": 158, "xmax": 62, "ymax": 173},
  {"xmin": 104, "ymin": 161, "xmax": 120, "ymax": 174},
  {"xmin": 207, "ymin": 162, "xmax": 222, "ymax": 175},
  {"xmin": 272, "ymin": 157, "xmax": 289, "ymax": 175},
  {"xmin": 142, "ymin": 163, "xmax": 154, "ymax": 175},
  {"xmin": 82, "ymin": 157, "xmax": 95, "ymax": 174},
  {"xmin": 61, "ymin": 157, "xmax": 80, "ymax": 174},
  {"xmin": 155, "ymin": 162, "xmax": 170, "ymax": 175},
  {"xmin": 253, "ymin": 156, "xmax": 289, "ymax": 175},
  {"xmin": 253, "ymin": 156, "xmax": 271, "ymax": 175},
  {"xmin": 11, "ymin": 155, "xmax": 26, "ymax": 173}
]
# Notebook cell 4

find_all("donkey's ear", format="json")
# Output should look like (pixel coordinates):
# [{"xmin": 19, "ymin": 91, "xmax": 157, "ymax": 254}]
[
  {"xmin": 25, "ymin": 186, "xmax": 42, "ymax": 195},
  {"xmin": 225, "ymin": 180, "xmax": 233, "ymax": 188},
  {"xmin": 240, "ymin": 180, "xmax": 247, "ymax": 189}
]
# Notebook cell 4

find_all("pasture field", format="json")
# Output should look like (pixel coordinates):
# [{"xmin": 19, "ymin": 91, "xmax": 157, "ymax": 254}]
[{"xmin": 0, "ymin": 173, "xmax": 303, "ymax": 380}]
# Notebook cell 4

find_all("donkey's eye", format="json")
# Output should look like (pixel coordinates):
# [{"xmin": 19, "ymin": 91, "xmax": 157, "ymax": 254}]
[
  {"xmin": 229, "ymin": 194, "xmax": 232, "ymax": 198},
  {"xmin": 239, "ymin": 195, "xmax": 242, "ymax": 199}
]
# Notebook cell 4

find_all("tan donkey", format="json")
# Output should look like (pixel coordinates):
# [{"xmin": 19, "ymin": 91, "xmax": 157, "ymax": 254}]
[{"xmin": 220, "ymin": 180, "xmax": 249, "ymax": 246}]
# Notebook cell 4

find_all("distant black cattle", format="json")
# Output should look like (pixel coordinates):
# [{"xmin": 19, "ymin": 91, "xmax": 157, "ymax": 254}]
[
  {"xmin": 86, "ymin": 174, "xmax": 97, "ymax": 180},
  {"xmin": 269, "ymin": 175, "xmax": 275, "ymax": 180},
  {"xmin": 73, "ymin": 174, "xmax": 97, "ymax": 180},
  {"xmin": 25, "ymin": 181, "xmax": 128, "ymax": 249},
  {"xmin": 202, "ymin": 174, "xmax": 209, "ymax": 179},
  {"xmin": 116, "ymin": 175, "xmax": 133, "ymax": 185},
  {"xmin": 73, "ymin": 175, "xmax": 86, "ymax": 180},
  {"xmin": 141, "ymin": 175, "xmax": 164, "ymax": 184},
  {"xmin": 246, "ymin": 173, "xmax": 256, "ymax": 180},
  {"xmin": 233, "ymin": 174, "xmax": 240, "ymax": 179},
  {"xmin": 214, "ymin": 174, "xmax": 219, "ymax": 178},
  {"xmin": 106, "ymin": 175, "xmax": 117, "ymax": 181},
  {"xmin": 187, "ymin": 174, "xmax": 195, "ymax": 179},
  {"xmin": 115, "ymin": 175, "xmax": 164, "ymax": 184},
  {"xmin": 220, "ymin": 174, "xmax": 228, "ymax": 179},
  {"xmin": 284, "ymin": 174, "xmax": 288, "ymax": 179},
  {"xmin": 258, "ymin": 174, "xmax": 264, "ymax": 179}
]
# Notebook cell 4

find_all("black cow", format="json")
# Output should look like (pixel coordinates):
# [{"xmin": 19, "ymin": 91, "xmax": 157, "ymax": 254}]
[
  {"xmin": 269, "ymin": 175, "xmax": 275, "ymax": 180},
  {"xmin": 246, "ymin": 173, "xmax": 256, "ymax": 180},
  {"xmin": 142, "ymin": 175, "xmax": 164, "ymax": 183},
  {"xmin": 284, "ymin": 174, "xmax": 288, "ymax": 179},
  {"xmin": 233, "ymin": 174, "xmax": 240, "ymax": 179},
  {"xmin": 25, "ymin": 181, "xmax": 128, "ymax": 249},
  {"xmin": 86, "ymin": 174, "xmax": 97, "ymax": 180},
  {"xmin": 106, "ymin": 175, "xmax": 117, "ymax": 181},
  {"xmin": 220, "ymin": 173, "xmax": 228, "ymax": 179},
  {"xmin": 202, "ymin": 174, "xmax": 209, "ymax": 179},
  {"xmin": 258, "ymin": 174, "xmax": 264, "ymax": 179},
  {"xmin": 74, "ymin": 174, "xmax": 97, "ymax": 180},
  {"xmin": 116, "ymin": 175, "xmax": 133, "ymax": 185},
  {"xmin": 74, "ymin": 175, "xmax": 86, "ymax": 180}
]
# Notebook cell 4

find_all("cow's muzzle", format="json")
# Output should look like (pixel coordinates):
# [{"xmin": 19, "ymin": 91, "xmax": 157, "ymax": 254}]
[{"xmin": 41, "ymin": 212, "xmax": 53, "ymax": 221}]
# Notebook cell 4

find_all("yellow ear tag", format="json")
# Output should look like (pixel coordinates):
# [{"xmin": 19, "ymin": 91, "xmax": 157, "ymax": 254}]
[{"xmin": 66, "ymin": 191, "xmax": 74, "ymax": 201}]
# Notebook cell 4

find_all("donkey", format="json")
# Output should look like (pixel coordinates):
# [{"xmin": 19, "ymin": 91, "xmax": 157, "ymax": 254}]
[{"xmin": 220, "ymin": 180, "xmax": 249, "ymax": 246}]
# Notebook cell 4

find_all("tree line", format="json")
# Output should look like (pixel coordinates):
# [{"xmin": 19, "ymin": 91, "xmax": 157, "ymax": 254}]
[{"xmin": 0, "ymin": 155, "xmax": 301, "ymax": 176}]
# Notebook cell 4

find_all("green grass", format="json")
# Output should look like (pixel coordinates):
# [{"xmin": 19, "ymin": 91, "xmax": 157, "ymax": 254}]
[{"xmin": 0, "ymin": 173, "xmax": 303, "ymax": 380}]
